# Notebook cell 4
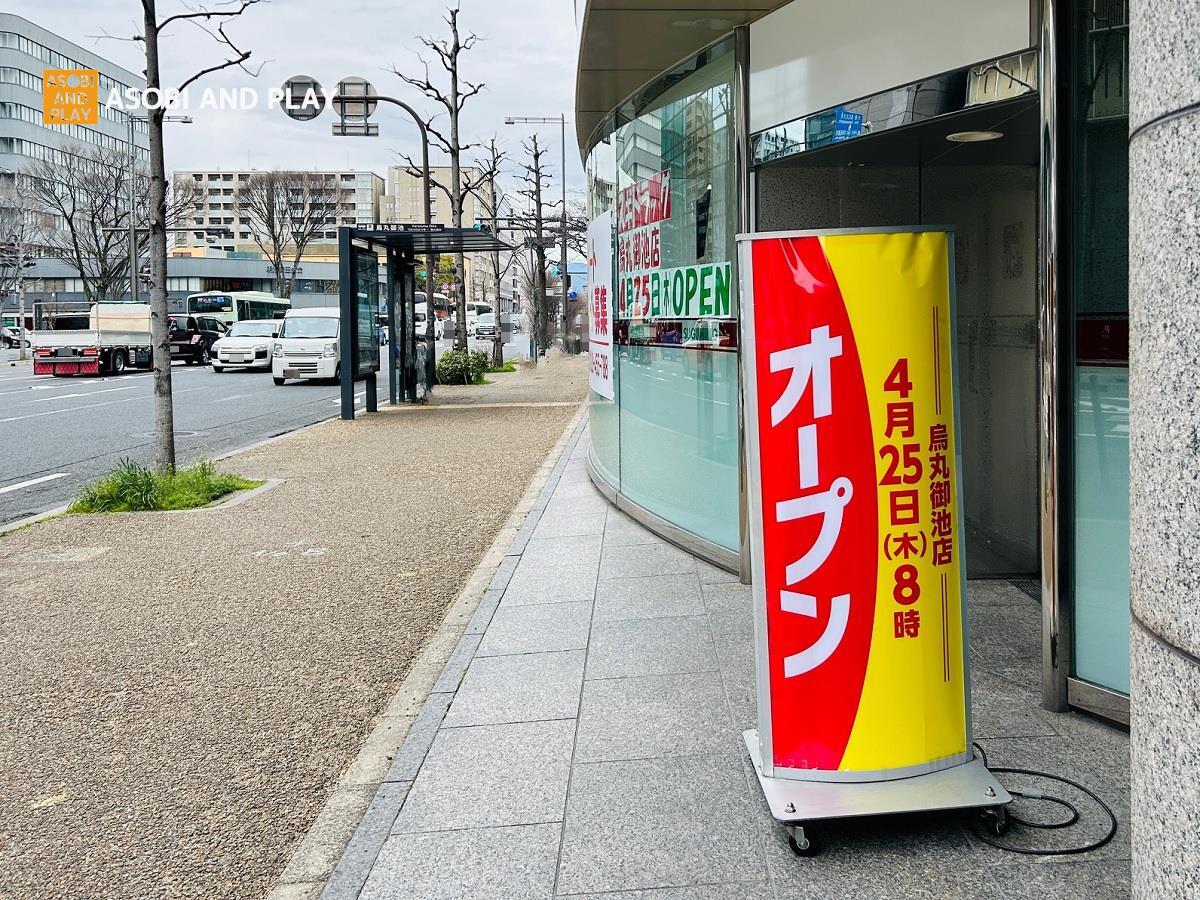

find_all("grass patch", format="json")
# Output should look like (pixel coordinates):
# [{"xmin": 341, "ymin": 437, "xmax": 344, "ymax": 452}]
[
  {"xmin": 487, "ymin": 359, "xmax": 518, "ymax": 374},
  {"xmin": 70, "ymin": 459, "xmax": 263, "ymax": 514}
]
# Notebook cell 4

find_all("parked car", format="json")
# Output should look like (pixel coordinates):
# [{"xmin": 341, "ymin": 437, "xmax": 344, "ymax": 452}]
[
  {"xmin": 272, "ymin": 307, "xmax": 340, "ymax": 384},
  {"xmin": 211, "ymin": 319, "xmax": 278, "ymax": 372},
  {"xmin": 168, "ymin": 314, "xmax": 224, "ymax": 365},
  {"xmin": 1, "ymin": 324, "xmax": 29, "ymax": 348},
  {"xmin": 474, "ymin": 313, "xmax": 498, "ymax": 339}
]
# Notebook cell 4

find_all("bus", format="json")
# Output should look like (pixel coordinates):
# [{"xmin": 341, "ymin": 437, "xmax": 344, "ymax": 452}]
[{"xmin": 185, "ymin": 290, "xmax": 290, "ymax": 325}]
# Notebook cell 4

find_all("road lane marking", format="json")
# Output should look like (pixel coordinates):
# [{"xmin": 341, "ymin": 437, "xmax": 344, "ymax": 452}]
[
  {"xmin": 0, "ymin": 384, "xmax": 208, "ymax": 424},
  {"xmin": 30, "ymin": 386, "xmax": 138, "ymax": 403},
  {"xmin": 0, "ymin": 473, "xmax": 70, "ymax": 495}
]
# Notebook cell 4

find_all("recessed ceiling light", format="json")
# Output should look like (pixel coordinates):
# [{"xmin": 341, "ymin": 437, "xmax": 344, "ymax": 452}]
[{"xmin": 945, "ymin": 130, "xmax": 1004, "ymax": 142}]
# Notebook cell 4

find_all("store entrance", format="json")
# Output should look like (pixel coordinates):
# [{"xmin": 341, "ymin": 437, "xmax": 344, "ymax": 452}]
[{"xmin": 754, "ymin": 96, "xmax": 1040, "ymax": 578}]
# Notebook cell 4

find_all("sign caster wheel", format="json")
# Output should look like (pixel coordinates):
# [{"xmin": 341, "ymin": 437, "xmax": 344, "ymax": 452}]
[
  {"xmin": 980, "ymin": 805, "xmax": 1010, "ymax": 837},
  {"xmin": 787, "ymin": 824, "xmax": 819, "ymax": 857}
]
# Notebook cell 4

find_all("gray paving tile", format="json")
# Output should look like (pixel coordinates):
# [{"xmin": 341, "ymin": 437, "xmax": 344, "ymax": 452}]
[
  {"xmin": 383, "ymin": 691, "xmax": 453, "ymax": 783},
  {"xmin": 552, "ymin": 478, "xmax": 605, "ymax": 501},
  {"xmin": 697, "ymin": 559, "xmax": 742, "ymax": 584},
  {"xmin": 392, "ymin": 719, "xmax": 574, "ymax": 833},
  {"xmin": 587, "ymin": 616, "xmax": 718, "ymax": 680},
  {"xmin": 444, "ymin": 650, "xmax": 585, "ymax": 727},
  {"xmin": 561, "ymin": 885, "xmax": 769, "ymax": 899},
  {"xmin": 709, "ymin": 612, "xmax": 756, "ymax": 686},
  {"xmin": 431, "ymin": 631, "xmax": 484, "ymax": 694},
  {"xmin": 477, "ymin": 601, "xmax": 593, "ymax": 656},
  {"xmin": 968, "ymin": 602, "xmax": 1041, "ymax": 663},
  {"xmin": 593, "ymin": 573, "xmax": 705, "ymax": 622},
  {"xmin": 521, "ymin": 533, "xmax": 603, "ymax": 569},
  {"xmin": 557, "ymin": 753, "xmax": 766, "ymax": 894},
  {"xmin": 968, "ymin": 579, "xmax": 1039, "ymax": 607},
  {"xmin": 532, "ymin": 510, "xmax": 608, "ymax": 538},
  {"xmin": 323, "ymin": 781, "xmax": 411, "ymax": 898},
  {"xmin": 702, "ymin": 580, "xmax": 754, "ymax": 616},
  {"xmin": 603, "ymin": 510, "xmax": 664, "ymax": 548},
  {"xmin": 360, "ymin": 823, "xmax": 561, "ymax": 900},
  {"xmin": 971, "ymin": 669, "xmax": 1062, "ymax": 741},
  {"xmin": 576, "ymin": 672, "xmax": 737, "ymax": 763},
  {"xmin": 545, "ymin": 493, "xmax": 610, "ymax": 517},
  {"xmin": 600, "ymin": 542, "xmax": 698, "ymax": 579},
  {"xmin": 980, "ymin": 859, "xmax": 1130, "ymax": 900},
  {"xmin": 502, "ymin": 563, "xmax": 598, "ymax": 606}
]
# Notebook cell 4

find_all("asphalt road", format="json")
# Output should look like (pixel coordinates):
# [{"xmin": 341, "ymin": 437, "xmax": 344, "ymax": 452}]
[{"xmin": 0, "ymin": 336, "xmax": 524, "ymax": 527}]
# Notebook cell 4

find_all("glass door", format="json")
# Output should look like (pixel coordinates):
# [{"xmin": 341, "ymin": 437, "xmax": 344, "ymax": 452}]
[{"xmin": 1067, "ymin": 0, "xmax": 1130, "ymax": 701}]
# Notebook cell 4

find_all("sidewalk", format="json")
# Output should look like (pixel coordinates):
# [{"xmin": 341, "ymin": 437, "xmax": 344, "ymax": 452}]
[
  {"xmin": 0, "ymin": 357, "xmax": 588, "ymax": 900},
  {"xmin": 326, "ymin": 426, "xmax": 1131, "ymax": 900}
]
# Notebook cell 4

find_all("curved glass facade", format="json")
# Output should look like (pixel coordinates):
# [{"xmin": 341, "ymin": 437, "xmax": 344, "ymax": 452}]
[{"xmin": 585, "ymin": 37, "xmax": 741, "ymax": 555}]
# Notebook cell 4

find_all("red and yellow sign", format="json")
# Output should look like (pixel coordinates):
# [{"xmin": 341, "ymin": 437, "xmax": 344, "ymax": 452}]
[
  {"xmin": 742, "ymin": 229, "xmax": 969, "ymax": 778},
  {"xmin": 43, "ymin": 69, "xmax": 99, "ymax": 127}
]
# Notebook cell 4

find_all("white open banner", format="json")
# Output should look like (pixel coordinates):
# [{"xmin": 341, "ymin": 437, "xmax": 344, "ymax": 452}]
[{"xmin": 587, "ymin": 210, "xmax": 614, "ymax": 400}]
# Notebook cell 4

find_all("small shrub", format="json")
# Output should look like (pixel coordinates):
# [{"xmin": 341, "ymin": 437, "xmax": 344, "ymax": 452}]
[
  {"xmin": 70, "ymin": 459, "xmax": 262, "ymax": 514},
  {"xmin": 436, "ymin": 349, "xmax": 488, "ymax": 385}
]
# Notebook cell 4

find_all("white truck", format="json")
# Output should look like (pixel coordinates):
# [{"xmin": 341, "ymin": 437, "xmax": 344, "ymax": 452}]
[{"xmin": 32, "ymin": 302, "xmax": 154, "ymax": 377}]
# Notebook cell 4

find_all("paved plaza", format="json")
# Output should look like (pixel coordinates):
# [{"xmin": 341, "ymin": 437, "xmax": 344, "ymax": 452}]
[{"xmin": 323, "ymin": 425, "xmax": 1131, "ymax": 899}]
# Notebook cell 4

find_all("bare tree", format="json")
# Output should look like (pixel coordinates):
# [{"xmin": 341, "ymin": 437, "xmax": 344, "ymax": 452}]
[
  {"xmin": 237, "ymin": 170, "xmax": 332, "ymax": 298},
  {"xmin": 135, "ymin": 0, "xmax": 262, "ymax": 470},
  {"xmin": 28, "ymin": 147, "xmax": 195, "ymax": 304},
  {"xmin": 476, "ymin": 138, "xmax": 511, "ymax": 367},
  {"xmin": 0, "ymin": 175, "xmax": 45, "ymax": 357},
  {"xmin": 514, "ymin": 134, "xmax": 560, "ymax": 357},
  {"xmin": 394, "ymin": 3, "xmax": 485, "ymax": 351}
]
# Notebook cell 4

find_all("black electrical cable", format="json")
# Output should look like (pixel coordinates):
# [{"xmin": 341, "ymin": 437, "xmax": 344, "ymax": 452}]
[{"xmin": 969, "ymin": 742, "xmax": 1118, "ymax": 856}]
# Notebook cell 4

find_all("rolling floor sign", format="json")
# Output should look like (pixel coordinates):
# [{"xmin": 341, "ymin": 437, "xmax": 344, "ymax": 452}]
[{"xmin": 740, "ymin": 228, "xmax": 970, "ymax": 779}]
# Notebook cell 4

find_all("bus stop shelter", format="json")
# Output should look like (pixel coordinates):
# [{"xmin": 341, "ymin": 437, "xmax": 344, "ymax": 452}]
[{"xmin": 337, "ymin": 223, "xmax": 513, "ymax": 420}]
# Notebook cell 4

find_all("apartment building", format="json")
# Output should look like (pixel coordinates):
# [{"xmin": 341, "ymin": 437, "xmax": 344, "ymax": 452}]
[{"xmin": 171, "ymin": 169, "xmax": 384, "ymax": 257}]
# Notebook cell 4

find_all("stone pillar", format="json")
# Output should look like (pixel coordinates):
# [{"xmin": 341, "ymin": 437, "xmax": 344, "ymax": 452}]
[{"xmin": 1129, "ymin": 2, "xmax": 1200, "ymax": 896}]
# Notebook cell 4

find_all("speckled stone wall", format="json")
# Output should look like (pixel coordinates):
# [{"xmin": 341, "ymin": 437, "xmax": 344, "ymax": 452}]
[{"xmin": 1129, "ymin": 1, "xmax": 1200, "ymax": 895}]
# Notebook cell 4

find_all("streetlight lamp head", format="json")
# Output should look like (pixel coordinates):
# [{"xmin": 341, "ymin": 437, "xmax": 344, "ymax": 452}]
[{"xmin": 504, "ymin": 117, "xmax": 515, "ymax": 125}]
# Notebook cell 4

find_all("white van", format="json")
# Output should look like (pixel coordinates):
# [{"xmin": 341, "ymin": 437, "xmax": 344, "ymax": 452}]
[
  {"xmin": 464, "ymin": 301, "xmax": 493, "ymax": 337},
  {"xmin": 272, "ymin": 307, "xmax": 340, "ymax": 385}
]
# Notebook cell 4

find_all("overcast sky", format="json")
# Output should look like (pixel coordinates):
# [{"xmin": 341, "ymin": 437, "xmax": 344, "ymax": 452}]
[{"xmin": 11, "ymin": 0, "xmax": 583, "ymax": 204}]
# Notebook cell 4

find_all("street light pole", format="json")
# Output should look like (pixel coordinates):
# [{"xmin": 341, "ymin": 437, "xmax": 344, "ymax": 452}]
[{"xmin": 504, "ymin": 113, "xmax": 570, "ymax": 352}]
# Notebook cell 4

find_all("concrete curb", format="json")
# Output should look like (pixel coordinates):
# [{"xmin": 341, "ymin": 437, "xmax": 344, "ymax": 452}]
[{"xmin": 268, "ymin": 405, "xmax": 588, "ymax": 900}]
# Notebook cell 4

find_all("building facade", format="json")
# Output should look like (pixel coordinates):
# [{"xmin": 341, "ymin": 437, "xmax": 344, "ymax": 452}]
[
  {"xmin": 0, "ymin": 13, "xmax": 148, "ymax": 176},
  {"xmin": 0, "ymin": 12, "xmax": 148, "ymax": 258},
  {"xmin": 170, "ymin": 169, "xmax": 383, "ymax": 258},
  {"xmin": 576, "ymin": 2, "xmax": 1190, "ymax": 890}
]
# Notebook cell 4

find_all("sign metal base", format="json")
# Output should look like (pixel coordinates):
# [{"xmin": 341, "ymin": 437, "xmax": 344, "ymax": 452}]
[{"xmin": 743, "ymin": 729, "xmax": 1011, "ymax": 824}]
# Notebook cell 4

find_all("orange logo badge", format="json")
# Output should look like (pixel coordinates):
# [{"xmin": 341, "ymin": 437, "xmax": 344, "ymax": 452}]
[{"xmin": 43, "ymin": 69, "xmax": 99, "ymax": 126}]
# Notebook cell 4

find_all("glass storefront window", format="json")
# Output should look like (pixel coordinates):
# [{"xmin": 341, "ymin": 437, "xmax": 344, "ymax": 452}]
[
  {"xmin": 614, "ymin": 38, "xmax": 740, "ymax": 552},
  {"xmin": 1069, "ymin": 0, "xmax": 1130, "ymax": 695},
  {"xmin": 583, "ymin": 37, "xmax": 742, "ymax": 554}
]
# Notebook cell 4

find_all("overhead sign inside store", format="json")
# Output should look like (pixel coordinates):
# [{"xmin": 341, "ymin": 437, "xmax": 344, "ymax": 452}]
[
  {"xmin": 739, "ymin": 228, "xmax": 970, "ymax": 777},
  {"xmin": 616, "ymin": 168, "xmax": 732, "ymax": 321}
]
